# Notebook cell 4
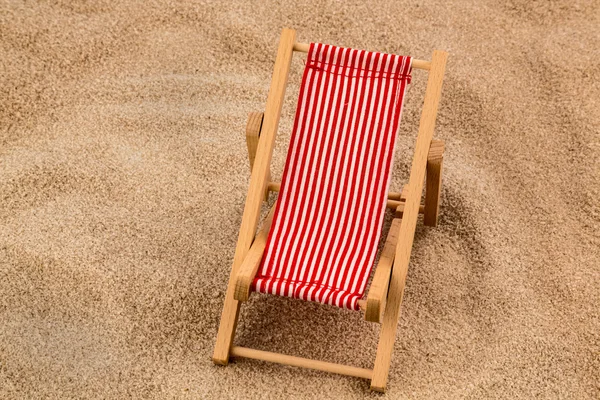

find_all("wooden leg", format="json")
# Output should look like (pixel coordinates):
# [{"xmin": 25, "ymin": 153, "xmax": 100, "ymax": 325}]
[
  {"xmin": 424, "ymin": 140, "xmax": 444, "ymax": 227},
  {"xmin": 370, "ymin": 251, "xmax": 410, "ymax": 392},
  {"xmin": 212, "ymin": 28, "xmax": 296, "ymax": 366},
  {"xmin": 370, "ymin": 50, "xmax": 448, "ymax": 392},
  {"xmin": 245, "ymin": 112, "xmax": 271, "ymax": 201},
  {"xmin": 364, "ymin": 218, "xmax": 401, "ymax": 323}
]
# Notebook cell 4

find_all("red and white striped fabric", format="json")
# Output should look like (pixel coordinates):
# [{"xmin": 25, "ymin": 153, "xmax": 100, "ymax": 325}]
[{"xmin": 253, "ymin": 43, "xmax": 412, "ymax": 310}]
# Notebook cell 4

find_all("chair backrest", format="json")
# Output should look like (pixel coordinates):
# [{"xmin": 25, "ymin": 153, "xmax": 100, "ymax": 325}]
[{"xmin": 253, "ymin": 43, "xmax": 413, "ymax": 310}]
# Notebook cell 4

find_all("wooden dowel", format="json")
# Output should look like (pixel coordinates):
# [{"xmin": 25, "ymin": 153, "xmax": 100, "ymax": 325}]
[
  {"xmin": 395, "ymin": 203, "xmax": 426, "ymax": 218},
  {"xmin": 267, "ymin": 181, "xmax": 280, "ymax": 192},
  {"xmin": 231, "ymin": 346, "xmax": 373, "ymax": 380},
  {"xmin": 387, "ymin": 200, "xmax": 403, "ymax": 209},
  {"xmin": 387, "ymin": 192, "xmax": 401, "ymax": 201},
  {"xmin": 293, "ymin": 42, "xmax": 431, "ymax": 70},
  {"xmin": 387, "ymin": 185, "xmax": 408, "ymax": 201}
]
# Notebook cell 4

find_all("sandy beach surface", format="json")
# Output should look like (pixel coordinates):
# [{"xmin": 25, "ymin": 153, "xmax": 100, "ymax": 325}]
[{"xmin": 1, "ymin": 1, "xmax": 599, "ymax": 398}]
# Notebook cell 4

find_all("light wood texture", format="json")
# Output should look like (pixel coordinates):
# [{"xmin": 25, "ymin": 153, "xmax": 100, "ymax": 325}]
[
  {"xmin": 357, "ymin": 299, "xmax": 367, "ymax": 311},
  {"xmin": 387, "ymin": 185, "xmax": 408, "ymax": 201},
  {"xmin": 387, "ymin": 200, "xmax": 402, "ymax": 209},
  {"xmin": 245, "ymin": 112, "xmax": 263, "ymax": 171},
  {"xmin": 267, "ymin": 181, "xmax": 280, "ymax": 192},
  {"xmin": 293, "ymin": 42, "xmax": 431, "ymax": 70},
  {"xmin": 364, "ymin": 218, "xmax": 401, "ymax": 323},
  {"xmin": 424, "ymin": 140, "xmax": 444, "ymax": 227},
  {"xmin": 371, "ymin": 50, "xmax": 448, "ymax": 392},
  {"xmin": 394, "ymin": 203, "xmax": 426, "ymax": 218},
  {"xmin": 231, "ymin": 346, "xmax": 373, "ymax": 380},
  {"xmin": 212, "ymin": 28, "xmax": 296, "ymax": 365},
  {"xmin": 386, "ymin": 200, "xmax": 408, "ymax": 210},
  {"xmin": 400, "ymin": 185, "xmax": 409, "ymax": 200},
  {"xmin": 233, "ymin": 206, "xmax": 276, "ymax": 301},
  {"xmin": 427, "ymin": 139, "xmax": 445, "ymax": 163},
  {"xmin": 245, "ymin": 112, "xmax": 271, "ymax": 201}
]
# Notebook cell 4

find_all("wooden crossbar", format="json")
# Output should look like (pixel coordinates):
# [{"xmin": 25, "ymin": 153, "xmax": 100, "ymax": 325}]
[
  {"xmin": 293, "ymin": 42, "xmax": 431, "ymax": 70},
  {"xmin": 231, "ymin": 346, "xmax": 373, "ymax": 380}
]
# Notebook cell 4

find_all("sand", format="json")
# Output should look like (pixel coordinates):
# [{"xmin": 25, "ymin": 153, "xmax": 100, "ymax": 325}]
[{"xmin": 1, "ymin": 0, "xmax": 599, "ymax": 398}]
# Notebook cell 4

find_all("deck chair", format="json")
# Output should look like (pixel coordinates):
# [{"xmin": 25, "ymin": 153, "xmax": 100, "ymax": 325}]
[{"xmin": 213, "ymin": 28, "xmax": 447, "ymax": 392}]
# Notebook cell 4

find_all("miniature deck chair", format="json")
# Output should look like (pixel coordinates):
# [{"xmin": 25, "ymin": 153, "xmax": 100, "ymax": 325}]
[{"xmin": 213, "ymin": 28, "xmax": 447, "ymax": 392}]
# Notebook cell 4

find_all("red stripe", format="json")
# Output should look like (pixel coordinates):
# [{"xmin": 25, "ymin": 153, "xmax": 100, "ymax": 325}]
[
  {"xmin": 284, "ymin": 45, "xmax": 338, "ymax": 289},
  {"xmin": 339, "ymin": 53, "xmax": 388, "ymax": 296},
  {"xmin": 291, "ymin": 46, "xmax": 344, "ymax": 292},
  {"xmin": 306, "ymin": 47, "xmax": 357, "ymax": 288},
  {"xmin": 326, "ymin": 49, "xmax": 376, "ymax": 307},
  {"xmin": 350, "ymin": 55, "xmax": 405, "ymax": 299},
  {"xmin": 319, "ymin": 49, "xmax": 368, "ymax": 291},
  {"xmin": 341, "ymin": 52, "xmax": 388, "ymax": 308},
  {"xmin": 262, "ymin": 43, "xmax": 322, "ymax": 291},
  {"xmin": 302, "ymin": 47, "xmax": 354, "ymax": 301},
  {"xmin": 277, "ymin": 44, "xmax": 334, "ymax": 296}
]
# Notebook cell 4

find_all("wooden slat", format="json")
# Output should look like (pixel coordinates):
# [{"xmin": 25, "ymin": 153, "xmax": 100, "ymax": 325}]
[
  {"xmin": 213, "ymin": 28, "xmax": 297, "ymax": 365},
  {"xmin": 293, "ymin": 42, "xmax": 431, "ymax": 70},
  {"xmin": 231, "ymin": 346, "xmax": 373, "ymax": 380},
  {"xmin": 424, "ymin": 140, "xmax": 444, "ymax": 227},
  {"xmin": 233, "ymin": 205, "xmax": 276, "ymax": 301},
  {"xmin": 364, "ymin": 218, "xmax": 401, "ymax": 323},
  {"xmin": 371, "ymin": 50, "xmax": 448, "ymax": 392}
]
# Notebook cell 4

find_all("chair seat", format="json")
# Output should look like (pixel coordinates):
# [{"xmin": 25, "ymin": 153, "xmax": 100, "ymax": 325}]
[{"xmin": 253, "ymin": 276, "xmax": 363, "ymax": 310}]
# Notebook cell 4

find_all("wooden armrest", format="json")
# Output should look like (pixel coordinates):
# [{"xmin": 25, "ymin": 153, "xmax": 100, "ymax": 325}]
[
  {"xmin": 245, "ymin": 112, "xmax": 264, "ymax": 171},
  {"xmin": 233, "ymin": 205, "xmax": 276, "ymax": 301},
  {"xmin": 245, "ymin": 112, "xmax": 271, "ymax": 201},
  {"xmin": 363, "ymin": 218, "xmax": 402, "ymax": 323},
  {"xmin": 424, "ymin": 139, "xmax": 444, "ymax": 226},
  {"xmin": 393, "ymin": 140, "xmax": 444, "ymax": 221},
  {"xmin": 427, "ymin": 139, "xmax": 444, "ymax": 163}
]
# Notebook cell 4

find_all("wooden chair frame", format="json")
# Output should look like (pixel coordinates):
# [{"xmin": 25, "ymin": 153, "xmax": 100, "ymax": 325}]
[{"xmin": 213, "ymin": 28, "xmax": 447, "ymax": 392}]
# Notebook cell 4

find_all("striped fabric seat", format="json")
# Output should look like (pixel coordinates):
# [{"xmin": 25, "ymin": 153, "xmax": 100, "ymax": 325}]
[{"xmin": 253, "ymin": 43, "xmax": 412, "ymax": 310}]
